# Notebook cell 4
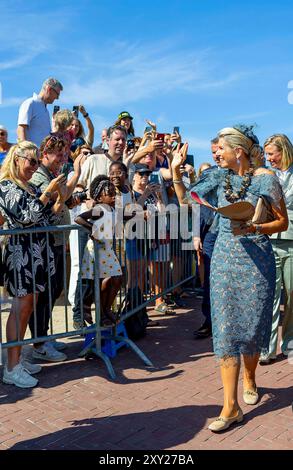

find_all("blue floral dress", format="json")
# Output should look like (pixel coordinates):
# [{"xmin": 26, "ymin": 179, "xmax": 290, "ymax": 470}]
[{"xmin": 187, "ymin": 168, "xmax": 283, "ymax": 359}]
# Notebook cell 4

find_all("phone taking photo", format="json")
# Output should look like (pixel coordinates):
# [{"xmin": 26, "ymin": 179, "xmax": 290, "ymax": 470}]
[
  {"xmin": 149, "ymin": 173, "xmax": 159, "ymax": 184},
  {"xmin": 72, "ymin": 106, "xmax": 79, "ymax": 118},
  {"xmin": 61, "ymin": 163, "xmax": 71, "ymax": 178},
  {"xmin": 53, "ymin": 105, "xmax": 60, "ymax": 114},
  {"xmin": 144, "ymin": 126, "xmax": 152, "ymax": 134},
  {"xmin": 156, "ymin": 133, "xmax": 165, "ymax": 142},
  {"xmin": 173, "ymin": 126, "xmax": 180, "ymax": 135}
]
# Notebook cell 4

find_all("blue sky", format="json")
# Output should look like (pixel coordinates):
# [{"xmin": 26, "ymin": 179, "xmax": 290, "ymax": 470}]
[{"xmin": 1, "ymin": 0, "xmax": 293, "ymax": 167}]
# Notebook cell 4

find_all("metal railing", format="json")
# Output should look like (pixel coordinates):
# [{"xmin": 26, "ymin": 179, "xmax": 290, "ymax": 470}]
[{"xmin": 0, "ymin": 208, "xmax": 196, "ymax": 379}]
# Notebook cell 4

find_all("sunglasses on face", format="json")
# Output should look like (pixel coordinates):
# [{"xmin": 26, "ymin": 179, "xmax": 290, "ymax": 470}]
[
  {"xmin": 0, "ymin": 132, "xmax": 7, "ymax": 136},
  {"xmin": 81, "ymin": 151, "xmax": 92, "ymax": 156},
  {"xmin": 19, "ymin": 156, "xmax": 39, "ymax": 167},
  {"xmin": 137, "ymin": 172, "xmax": 150, "ymax": 177}
]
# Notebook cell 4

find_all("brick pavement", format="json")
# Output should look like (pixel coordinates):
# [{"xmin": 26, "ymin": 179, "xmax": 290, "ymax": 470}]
[{"xmin": 0, "ymin": 294, "xmax": 292, "ymax": 450}]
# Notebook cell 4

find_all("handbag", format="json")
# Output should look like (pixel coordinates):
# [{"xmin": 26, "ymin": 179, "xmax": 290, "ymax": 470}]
[{"xmin": 251, "ymin": 196, "xmax": 275, "ymax": 224}]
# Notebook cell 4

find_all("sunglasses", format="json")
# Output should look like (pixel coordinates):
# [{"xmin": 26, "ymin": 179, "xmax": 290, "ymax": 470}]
[
  {"xmin": 0, "ymin": 131, "xmax": 7, "ymax": 136},
  {"xmin": 137, "ymin": 172, "xmax": 150, "ymax": 176},
  {"xmin": 19, "ymin": 156, "xmax": 39, "ymax": 167},
  {"xmin": 44, "ymin": 135, "xmax": 66, "ymax": 151},
  {"xmin": 81, "ymin": 151, "xmax": 92, "ymax": 156}
]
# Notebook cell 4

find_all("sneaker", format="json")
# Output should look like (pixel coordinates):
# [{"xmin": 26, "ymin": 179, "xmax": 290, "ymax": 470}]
[
  {"xmin": 3, "ymin": 363, "xmax": 38, "ymax": 388},
  {"xmin": 32, "ymin": 342, "xmax": 67, "ymax": 362},
  {"xmin": 21, "ymin": 358, "xmax": 42, "ymax": 374},
  {"xmin": 50, "ymin": 340, "xmax": 67, "ymax": 351}
]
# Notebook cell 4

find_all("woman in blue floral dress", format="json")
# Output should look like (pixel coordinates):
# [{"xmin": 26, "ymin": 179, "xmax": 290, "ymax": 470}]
[{"xmin": 172, "ymin": 126, "xmax": 288, "ymax": 432}]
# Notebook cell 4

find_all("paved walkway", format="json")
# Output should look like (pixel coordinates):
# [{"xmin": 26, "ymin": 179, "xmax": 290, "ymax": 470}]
[{"xmin": 0, "ymin": 294, "xmax": 292, "ymax": 450}]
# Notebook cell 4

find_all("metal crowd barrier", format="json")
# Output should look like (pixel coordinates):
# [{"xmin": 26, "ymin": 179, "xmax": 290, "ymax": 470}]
[{"xmin": 0, "ymin": 206, "xmax": 197, "ymax": 379}]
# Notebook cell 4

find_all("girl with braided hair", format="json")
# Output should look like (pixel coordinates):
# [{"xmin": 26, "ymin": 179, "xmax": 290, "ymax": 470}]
[{"xmin": 75, "ymin": 175, "xmax": 122, "ymax": 326}]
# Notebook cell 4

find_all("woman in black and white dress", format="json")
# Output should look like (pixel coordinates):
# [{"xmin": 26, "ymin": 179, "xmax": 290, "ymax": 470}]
[{"xmin": 0, "ymin": 141, "xmax": 67, "ymax": 388}]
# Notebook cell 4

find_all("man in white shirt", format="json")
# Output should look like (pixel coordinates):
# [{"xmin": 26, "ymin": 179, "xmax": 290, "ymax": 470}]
[{"xmin": 17, "ymin": 77, "xmax": 63, "ymax": 147}]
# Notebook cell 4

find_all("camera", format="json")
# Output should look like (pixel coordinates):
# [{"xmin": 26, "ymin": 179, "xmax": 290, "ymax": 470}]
[{"xmin": 65, "ymin": 189, "xmax": 88, "ymax": 208}]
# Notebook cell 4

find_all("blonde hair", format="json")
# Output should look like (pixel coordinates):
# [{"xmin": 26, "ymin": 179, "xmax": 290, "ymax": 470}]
[
  {"xmin": 0, "ymin": 141, "xmax": 39, "ymax": 192},
  {"xmin": 198, "ymin": 162, "xmax": 212, "ymax": 177},
  {"xmin": 71, "ymin": 143, "xmax": 93, "ymax": 161},
  {"xmin": 264, "ymin": 134, "xmax": 293, "ymax": 171},
  {"xmin": 54, "ymin": 109, "xmax": 74, "ymax": 132},
  {"xmin": 218, "ymin": 126, "xmax": 263, "ymax": 168}
]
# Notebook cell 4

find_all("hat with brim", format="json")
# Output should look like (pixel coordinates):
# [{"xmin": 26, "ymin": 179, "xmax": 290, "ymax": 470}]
[
  {"xmin": 118, "ymin": 111, "xmax": 133, "ymax": 121},
  {"xmin": 134, "ymin": 163, "xmax": 152, "ymax": 174}
]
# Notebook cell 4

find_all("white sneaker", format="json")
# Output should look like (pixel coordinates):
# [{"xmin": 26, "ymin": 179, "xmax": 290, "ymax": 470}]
[
  {"xmin": 21, "ymin": 358, "xmax": 42, "ymax": 375},
  {"xmin": 32, "ymin": 342, "xmax": 67, "ymax": 362},
  {"xmin": 3, "ymin": 363, "xmax": 38, "ymax": 388}
]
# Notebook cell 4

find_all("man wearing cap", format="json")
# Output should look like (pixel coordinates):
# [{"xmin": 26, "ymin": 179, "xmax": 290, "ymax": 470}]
[
  {"xmin": 0, "ymin": 125, "xmax": 13, "ymax": 166},
  {"xmin": 17, "ymin": 78, "xmax": 63, "ymax": 147}
]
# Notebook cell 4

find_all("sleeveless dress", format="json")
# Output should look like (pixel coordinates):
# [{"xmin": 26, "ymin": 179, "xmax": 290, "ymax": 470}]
[{"xmin": 187, "ymin": 168, "xmax": 283, "ymax": 359}]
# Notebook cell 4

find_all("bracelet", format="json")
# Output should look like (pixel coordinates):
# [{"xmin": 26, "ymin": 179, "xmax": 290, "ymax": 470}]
[
  {"xmin": 254, "ymin": 223, "xmax": 262, "ymax": 235},
  {"xmin": 173, "ymin": 180, "xmax": 183, "ymax": 184},
  {"xmin": 44, "ymin": 191, "xmax": 52, "ymax": 199},
  {"xmin": 83, "ymin": 113, "xmax": 89, "ymax": 118}
]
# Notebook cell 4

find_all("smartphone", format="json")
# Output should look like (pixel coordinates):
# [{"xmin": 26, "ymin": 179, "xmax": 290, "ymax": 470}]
[
  {"xmin": 61, "ymin": 163, "xmax": 71, "ymax": 178},
  {"xmin": 144, "ymin": 126, "xmax": 152, "ymax": 133},
  {"xmin": 72, "ymin": 106, "xmax": 79, "ymax": 118},
  {"xmin": 127, "ymin": 139, "xmax": 135, "ymax": 150},
  {"xmin": 185, "ymin": 154, "xmax": 195, "ymax": 167},
  {"xmin": 173, "ymin": 126, "xmax": 180, "ymax": 135},
  {"xmin": 149, "ymin": 173, "xmax": 159, "ymax": 184},
  {"xmin": 156, "ymin": 133, "xmax": 165, "ymax": 142},
  {"xmin": 53, "ymin": 105, "xmax": 60, "ymax": 114}
]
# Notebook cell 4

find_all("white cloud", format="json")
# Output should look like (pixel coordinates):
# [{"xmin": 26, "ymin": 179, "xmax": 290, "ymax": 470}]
[{"xmin": 60, "ymin": 41, "xmax": 246, "ymax": 108}]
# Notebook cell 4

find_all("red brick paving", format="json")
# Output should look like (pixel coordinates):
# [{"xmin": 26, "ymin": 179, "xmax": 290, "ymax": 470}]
[{"xmin": 0, "ymin": 295, "xmax": 292, "ymax": 450}]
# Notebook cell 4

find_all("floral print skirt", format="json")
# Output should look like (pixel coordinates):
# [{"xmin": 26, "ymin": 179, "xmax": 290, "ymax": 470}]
[
  {"xmin": 210, "ymin": 233, "xmax": 276, "ymax": 358},
  {"xmin": 3, "ymin": 233, "xmax": 56, "ymax": 297}
]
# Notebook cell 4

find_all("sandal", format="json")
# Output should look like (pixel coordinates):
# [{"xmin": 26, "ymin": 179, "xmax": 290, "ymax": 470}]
[{"xmin": 154, "ymin": 302, "xmax": 176, "ymax": 315}]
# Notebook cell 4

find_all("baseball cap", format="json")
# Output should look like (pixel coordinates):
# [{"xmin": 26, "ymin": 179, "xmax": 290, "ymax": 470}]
[
  {"xmin": 118, "ymin": 111, "xmax": 133, "ymax": 121},
  {"xmin": 134, "ymin": 163, "xmax": 152, "ymax": 174}
]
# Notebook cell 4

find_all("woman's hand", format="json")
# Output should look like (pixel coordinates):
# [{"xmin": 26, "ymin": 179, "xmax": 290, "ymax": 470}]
[
  {"xmin": 171, "ymin": 143, "xmax": 188, "ymax": 171},
  {"xmin": 79, "ymin": 105, "xmax": 87, "ymax": 117},
  {"xmin": 231, "ymin": 220, "xmax": 255, "ymax": 236},
  {"xmin": 147, "ymin": 139, "xmax": 164, "ymax": 153},
  {"xmin": 47, "ymin": 174, "xmax": 67, "ymax": 194}
]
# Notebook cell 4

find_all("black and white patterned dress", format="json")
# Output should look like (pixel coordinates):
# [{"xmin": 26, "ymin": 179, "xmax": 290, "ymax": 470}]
[{"xmin": 0, "ymin": 180, "xmax": 58, "ymax": 297}]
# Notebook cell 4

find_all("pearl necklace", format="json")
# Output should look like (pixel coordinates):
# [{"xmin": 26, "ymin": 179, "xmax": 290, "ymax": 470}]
[{"xmin": 224, "ymin": 168, "xmax": 254, "ymax": 203}]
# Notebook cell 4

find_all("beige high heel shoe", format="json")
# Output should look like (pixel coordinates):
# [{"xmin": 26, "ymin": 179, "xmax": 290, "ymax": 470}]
[{"xmin": 208, "ymin": 408, "xmax": 244, "ymax": 432}]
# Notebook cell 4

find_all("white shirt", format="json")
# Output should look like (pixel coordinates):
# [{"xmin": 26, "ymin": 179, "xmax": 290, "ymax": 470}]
[{"xmin": 18, "ymin": 93, "xmax": 51, "ymax": 146}]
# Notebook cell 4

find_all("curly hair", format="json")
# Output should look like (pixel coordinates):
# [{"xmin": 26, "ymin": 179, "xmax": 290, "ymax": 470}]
[
  {"xmin": 54, "ymin": 109, "xmax": 74, "ymax": 133},
  {"xmin": 90, "ymin": 175, "xmax": 115, "ymax": 201}
]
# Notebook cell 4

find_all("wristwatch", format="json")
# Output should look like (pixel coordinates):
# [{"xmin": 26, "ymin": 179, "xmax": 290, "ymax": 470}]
[
  {"xmin": 44, "ymin": 191, "xmax": 52, "ymax": 199},
  {"xmin": 83, "ymin": 113, "xmax": 89, "ymax": 118},
  {"xmin": 254, "ymin": 224, "xmax": 262, "ymax": 235}
]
